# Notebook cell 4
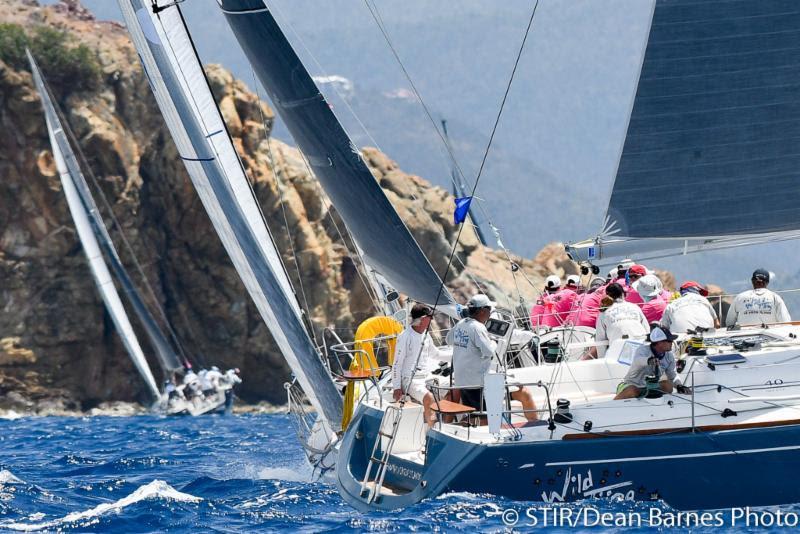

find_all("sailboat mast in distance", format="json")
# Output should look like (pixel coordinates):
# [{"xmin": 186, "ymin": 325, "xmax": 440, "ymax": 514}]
[
  {"xmin": 441, "ymin": 119, "xmax": 487, "ymax": 246},
  {"xmin": 117, "ymin": 0, "xmax": 343, "ymax": 428},
  {"xmin": 27, "ymin": 50, "xmax": 161, "ymax": 401},
  {"xmin": 218, "ymin": 0, "xmax": 458, "ymax": 314}
]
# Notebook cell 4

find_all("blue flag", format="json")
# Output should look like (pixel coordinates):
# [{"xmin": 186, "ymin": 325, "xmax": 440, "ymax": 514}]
[{"xmin": 453, "ymin": 196, "xmax": 472, "ymax": 224}]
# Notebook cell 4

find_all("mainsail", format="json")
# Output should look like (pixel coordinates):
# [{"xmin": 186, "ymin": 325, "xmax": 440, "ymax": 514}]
[
  {"xmin": 568, "ymin": 0, "xmax": 800, "ymax": 263},
  {"xmin": 218, "ymin": 0, "xmax": 457, "ymax": 311},
  {"xmin": 28, "ymin": 50, "xmax": 161, "ymax": 400},
  {"xmin": 117, "ymin": 0, "xmax": 343, "ymax": 428}
]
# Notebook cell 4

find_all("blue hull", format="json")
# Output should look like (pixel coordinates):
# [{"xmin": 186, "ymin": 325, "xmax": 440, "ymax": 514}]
[{"xmin": 337, "ymin": 405, "xmax": 800, "ymax": 511}]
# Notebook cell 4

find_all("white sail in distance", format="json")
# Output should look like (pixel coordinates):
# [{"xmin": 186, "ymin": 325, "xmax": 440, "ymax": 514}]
[
  {"xmin": 27, "ymin": 50, "xmax": 161, "ymax": 400},
  {"xmin": 116, "ymin": 0, "xmax": 343, "ymax": 428}
]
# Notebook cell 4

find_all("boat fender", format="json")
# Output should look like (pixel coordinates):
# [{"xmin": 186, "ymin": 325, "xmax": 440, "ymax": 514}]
[{"xmin": 721, "ymin": 408, "xmax": 737, "ymax": 418}]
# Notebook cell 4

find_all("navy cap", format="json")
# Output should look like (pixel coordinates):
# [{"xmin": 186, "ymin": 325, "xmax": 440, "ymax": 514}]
[{"xmin": 752, "ymin": 268, "xmax": 770, "ymax": 282}]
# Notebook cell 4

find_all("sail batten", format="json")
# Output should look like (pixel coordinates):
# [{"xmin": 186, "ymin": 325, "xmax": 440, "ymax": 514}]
[
  {"xmin": 28, "ymin": 51, "xmax": 162, "ymax": 400},
  {"xmin": 118, "ymin": 0, "xmax": 343, "ymax": 428},
  {"xmin": 218, "ymin": 0, "xmax": 456, "ymax": 311}
]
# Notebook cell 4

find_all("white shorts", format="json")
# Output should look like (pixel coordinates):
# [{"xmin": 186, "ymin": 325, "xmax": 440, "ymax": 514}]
[{"xmin": 405, "ymin": 379, "xmax": 430, "ymax": 404}]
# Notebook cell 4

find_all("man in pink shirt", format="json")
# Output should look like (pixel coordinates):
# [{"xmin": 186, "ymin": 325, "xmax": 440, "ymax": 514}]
[{"xmin": 530, "ymin": 275, "xmax": 563, "ymax": 329}]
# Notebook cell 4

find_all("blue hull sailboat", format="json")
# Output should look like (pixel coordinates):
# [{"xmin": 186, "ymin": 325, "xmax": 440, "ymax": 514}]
[{"xmin": 131, "ymin": 0, "xmax": 800, "ymax": 511}]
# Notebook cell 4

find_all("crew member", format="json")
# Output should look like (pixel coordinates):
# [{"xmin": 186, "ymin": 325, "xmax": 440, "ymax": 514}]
[
  {"xmin": 529, "ymin": 275, "xmax": 562, "ymax": 329},
  {"xmin": 566, "ymin": 277, "xmax": 606, "ymax": 327},
  {"xmin": 661, "ymin": 281, "xmax": 719, "ymax": 333},
  {"xmin": 448, "ymin": 294, "xmax": 537, "ymax": 421},
  {"xmin": 615, "ymin": 326, "xmax": 689, "ymax": 399},
  {"xmin": 726, "ymin": 269, "xmax": 791, "ymax": 326},
  {"xmin": 595, "ymin": 283, "xmax": 649, "ymax": 357},
  {"xmin": 632, "ymin": 274, "xmax": 668, "ymax": 323},
  {"xmin": 554, "ymin": 275, "xmax": 580, "ymax": 323},
  {"xmin": 392, "ymin": 303, "xmax": 441, "ymax": 426}
]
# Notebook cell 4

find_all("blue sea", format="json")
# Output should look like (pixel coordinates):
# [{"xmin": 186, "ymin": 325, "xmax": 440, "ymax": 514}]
[{"xmin": 0, "ymin": 414, "xmax": 797, "ymax": 532}]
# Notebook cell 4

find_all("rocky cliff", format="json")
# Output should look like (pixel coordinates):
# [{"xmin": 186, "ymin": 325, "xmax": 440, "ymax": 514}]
[{"xmin": 0, "ymin": 0, "xmax": 573, "ymax": 411}]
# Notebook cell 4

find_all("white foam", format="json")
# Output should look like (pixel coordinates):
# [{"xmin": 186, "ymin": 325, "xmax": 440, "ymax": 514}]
[
  {"xmin": 256, "ymin": 466, "xmax": 312, "ymax": 483},
  {"xmin": 2, "ymin": 480, "xmax": 200, "ymax": 531},
  {"xmin": 0, "ymin": 470, "xmax": 24, "ymax": 484}
]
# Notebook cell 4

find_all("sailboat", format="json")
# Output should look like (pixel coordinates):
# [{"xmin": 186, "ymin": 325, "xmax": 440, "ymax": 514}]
[
  {"xmin": 208, "ymin": 0, "xmax": 800, "ymax": 512},
  {"xmin": 27, "ymin": 49, "xmax": 161, "ymax": 403},
  {"xmin": 28, "ymin": 50, "xmax": 239, "ymax": 417}
]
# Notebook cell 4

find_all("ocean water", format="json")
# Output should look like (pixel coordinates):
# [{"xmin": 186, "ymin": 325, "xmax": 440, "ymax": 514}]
[{"xmin": 0, "ymin": 414, "xmax": 796, "ymax": 533}]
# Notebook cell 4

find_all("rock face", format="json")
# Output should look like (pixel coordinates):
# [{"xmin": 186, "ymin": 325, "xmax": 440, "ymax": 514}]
[{"xmin": 0, "ymin": 0, "xmax": 570, "ymax": 408}]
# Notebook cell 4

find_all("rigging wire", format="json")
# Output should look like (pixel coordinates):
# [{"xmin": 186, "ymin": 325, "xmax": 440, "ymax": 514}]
[
  {"xmin": 154, "ymin": 6, "xmax": 326, "ymax": 347},
  {"xmin": 272, "ymin": 2, "xmax": 485, "ymax": 302},
  {"xmin": 400, "ymin": 0, "xmax": 541, "ymax": 398},
  {"xmin": 250, "ymin": 70, "xmax": 320, "ymax": 343},
  {"xmin": 49, "ymin": 82, "xmax": 190, "ymax": 365},
  {"xmin": 363, "ymin": 0, "xmax": 534, "ymax": 309},
  {"xmin": 272, "ymin": 0, "xmax": 506, "ymax": 305}
]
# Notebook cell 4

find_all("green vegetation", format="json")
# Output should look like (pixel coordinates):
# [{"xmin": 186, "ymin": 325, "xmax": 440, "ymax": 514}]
[{"xmin": 0, "ymin": 23, "xmax": 101, "ymax": 94}]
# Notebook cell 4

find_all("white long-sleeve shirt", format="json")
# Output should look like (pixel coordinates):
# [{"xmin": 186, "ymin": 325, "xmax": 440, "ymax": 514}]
[
  {"xmin": 391, "ymin": 327, "xmax": 440, "ymax": 390},
  {"xmin": 446, "ymin": 317, "xmax": 497, "ymax": 388},
  {"xmin": 726, "ymin": 288, "xmax": 790, "ymax": 326}
]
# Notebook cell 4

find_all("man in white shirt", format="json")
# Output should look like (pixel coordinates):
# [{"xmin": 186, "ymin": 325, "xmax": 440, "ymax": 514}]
[
  {"xmin": 726, "ymin": 269, "xmax": 790, "ymax": 327},
  {"xmin": 595, "ymin": 283, "xmax": 650, "ymax": 357},
  {"xmin": 392, "ymin": 304, "xmax": 441, "ymax": 425},
  {"xmin": 661, "ymin": 281, "xmax": 719, "ymax": 333},
  {"xmin": 447, "ymin": 294, "xmax": 537, "ymax": 421}
]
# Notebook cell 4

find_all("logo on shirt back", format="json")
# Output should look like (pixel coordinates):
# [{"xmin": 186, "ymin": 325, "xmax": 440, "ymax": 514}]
[{"xmin": 453, "ymin": 329, "xmax": 470, "ymax": 348}]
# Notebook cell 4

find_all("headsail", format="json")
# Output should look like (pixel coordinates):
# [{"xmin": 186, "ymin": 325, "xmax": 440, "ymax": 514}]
[
  {"xmin": 568, "ymin": 0, "xmax": 800, "ymax": 263},
  {"xmin": 117, "ymin": 0, "xmax": 343, "ymax": 428},
  {"xmin": 28, "ymin": 50, "xmax": 161, "ymax": 400},
  {"xmin": 218, "ymin": 0, "xmax": 457, "ymax": 311}
]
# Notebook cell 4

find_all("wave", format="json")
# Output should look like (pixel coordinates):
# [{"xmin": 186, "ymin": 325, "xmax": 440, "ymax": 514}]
[
  {"xmin": 256, "ymin": 465, "xmax": 313, "ymax": 483},
  {"xmin": 0, "ymin": 469, "xmax": 24, "ymax": 484},
  {"xmin": 2, "ymin": 480, "xmax": 200, "ymax": 532}
]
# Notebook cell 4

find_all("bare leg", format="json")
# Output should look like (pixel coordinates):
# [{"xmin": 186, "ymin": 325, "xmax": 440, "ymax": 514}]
[
  {"xmin": 614, "ymin": 385, "xmax": 642, "ymax": 400},
  {"xmin": 511, "ymin": 387, "xmax": 538, "ymax": 421},
  {"xmin": 659, "ymin": 380, "xmax": 674, "ymax": 394},
  {"xmin": 422, "ymin": 393, "xmax": 436, "ymax": 427}
]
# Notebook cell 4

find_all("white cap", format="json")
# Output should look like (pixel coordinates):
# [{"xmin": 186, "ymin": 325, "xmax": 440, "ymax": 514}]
[
  {"xmin": 566, "ymin": 274, "xmax": 580, "ymax": 287},
  {"xmin": 545, "ymin": 275, "xmax": 561, "ymax": 290},
  {"xmin": 619, "ymin": 258, "xmax": 635, "ymax": 270},
  {"xmin": 608, "ymin": 266, "xmax": 619, "ymax": 278},
  {"xmin": 632, "ymin": 274, "xmax": 663, "ymax": 299},
  {"xmin": 467, "ymin": 293, "xmax": 496, "ymax": 309}
]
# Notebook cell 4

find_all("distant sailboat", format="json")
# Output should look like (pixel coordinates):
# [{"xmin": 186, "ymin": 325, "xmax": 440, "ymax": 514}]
[
  {"xmin": 27, "ymin": 49, "xmax": 161, "ymax": 402},
  {"xmin": 29, "ymin": 49, "xmax": 240, "ymax": 416}
]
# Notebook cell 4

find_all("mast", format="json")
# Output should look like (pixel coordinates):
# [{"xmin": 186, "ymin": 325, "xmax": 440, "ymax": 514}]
[
  {"xmin": 218, "ymin": 0, "xmax": 458, "ymax": 314},
  {"xmin": 441, "ymin": 119, "xmax": 487, "ymax": 246},
  {"xmin": 28, "ymin": 50, "xmax": 161, "ymax": 400},
  {"xmin": 117, "ymin": 0, "xmax": 343, "ymax": 428}
]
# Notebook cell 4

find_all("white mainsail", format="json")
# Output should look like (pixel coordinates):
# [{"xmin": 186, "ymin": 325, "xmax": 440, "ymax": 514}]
[
  {"xmin": 28, "ymin": 50, "xmax": 161, "ymax": 400},
  {"xmin": 117, "ymin": 0, "xmax": 343, "ymax": 428}
]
